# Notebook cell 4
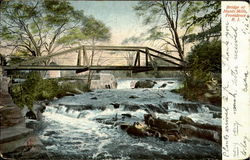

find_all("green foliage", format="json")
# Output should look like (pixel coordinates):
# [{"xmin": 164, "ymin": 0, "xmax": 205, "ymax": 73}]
[
  {"xmin": 10, "ymin": 72, "xmax": 89, "ymax": 108},
  {"xmin": 178, "ymin": 40, "xmax": 221, "ymax": 104},
  {"xmin": 0, "ymin": 0, "xmax": 84, "ymax": 57},
  {"xmin": 181, "ymin": 1, "xmax": 221, "ymax": 42},
  {"xmin": 10, "ymin": 72, "xmax": 59, "ymax": 108},
  {"xmin": 58, "ymin": 15, "xmax": 111, "ymax": 45},
  {"xmin": 187, "ymin": 40, "xmax": 221, "ymax": 74}
]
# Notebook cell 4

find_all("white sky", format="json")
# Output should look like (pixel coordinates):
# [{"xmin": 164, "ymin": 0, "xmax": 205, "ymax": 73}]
[{"xmin": 70, "ymin": 1, "xmax": 146, "ymax": 45}]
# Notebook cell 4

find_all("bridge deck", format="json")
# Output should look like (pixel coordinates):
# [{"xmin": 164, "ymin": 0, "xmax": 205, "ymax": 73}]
[{"xmin": 3, "ymin": 65, "xmax": 185, "ymax": 71}]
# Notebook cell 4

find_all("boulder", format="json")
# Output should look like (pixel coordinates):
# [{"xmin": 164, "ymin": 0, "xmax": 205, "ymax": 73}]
[
  {"xmin": 111, "ymin": 103, "xmax": 120, "ymax": 109},
  {"xmin": 179, "ymin": 116, "xmax": 221, "ymax": 132},
  {"xmin": 144, "ymin": 114, "xmax": 178, "ymax": 130},
  {"xmin": 25, "ymin": 110, "xmax": 37, "ymax": 120},
  {"xmin": 129, "ymin": 95, "xmax": 139, "ymax": 99},
  {"xmin": 126, "ymin": 122, "xmax": 148, "ymax": 137},
  {"xmin": 134, "ymin": 80, "xmax": 156, "ymax": 88},
  {"xmin": 121, "ymin": 113, "xmax": 132, "ymax": 118},
  {"xmin": 0, "ymin": 106, "xmax": 25, "ymax": 128},
  {"xmin": 159, "ymin": 83, "xmax": 167, "ymax": 88},
  {"xmin": 121, "ymin": 114, "xmax": 221, "ymax": 144},
  {"xmin": 180, "ymin": 124, "xmax": 221, "ymax": 144}
]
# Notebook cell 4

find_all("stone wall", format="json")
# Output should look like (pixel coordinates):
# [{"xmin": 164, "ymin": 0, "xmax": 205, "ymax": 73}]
[
  {"xmin": 0, "ymin": 76, "xmax": 10, "ymax": 94},
  {"xmin": 0, "ymin": 76, "xmax": 48, "ymax": 159}
]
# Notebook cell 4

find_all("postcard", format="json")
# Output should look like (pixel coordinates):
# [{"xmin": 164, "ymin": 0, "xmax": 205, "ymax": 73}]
[{"xmin": 0, "ymin": 1, "xmax": 249, "ymax": 160}]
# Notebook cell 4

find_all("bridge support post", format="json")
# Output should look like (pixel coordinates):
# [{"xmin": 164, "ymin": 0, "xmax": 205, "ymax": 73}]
[
  {"xmin": 77, "ymin": 49, "xmax": 82, "ymax": 66},
  {"xmin": 145, "ymin": 48, "xmax": 149, "ymax": 66},
  {"xmin": 148, "ymin": 54, "xmax": 157, "ymax": 71},
  {"xmin": 82, "ymin": 46, "xmax": 89, "ymax": 66},
  {"xmin": 137, "ymin": 51, "xmax": 140, "ymax": 67}
]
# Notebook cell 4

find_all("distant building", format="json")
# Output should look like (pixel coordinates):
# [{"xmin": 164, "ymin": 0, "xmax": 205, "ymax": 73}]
[
  {"xmin": 90, "ymin": 73, "xmax": 117, "ymax": 89},
  {"xmin": 45, "ymin": 62, "xmax": 61, "ymax": 78}
]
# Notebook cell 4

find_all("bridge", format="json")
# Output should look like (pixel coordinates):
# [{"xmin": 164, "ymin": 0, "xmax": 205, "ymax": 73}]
[{"xmin": 1, "ymin": 45, "xmax": 186, "ymax": 74}]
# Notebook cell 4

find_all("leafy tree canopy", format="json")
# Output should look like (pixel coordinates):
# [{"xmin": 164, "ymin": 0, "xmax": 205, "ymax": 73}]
[
  {"xmin": 58, "ymin": 16, "xmax": 111, "ymax": 45},
  {"xmin": 130, "ymin": 1, "xmax": 221, "ymax": 60},
  {"xmin": 0, "ymin": 0, "xmax": 109, "ymax": 62}
]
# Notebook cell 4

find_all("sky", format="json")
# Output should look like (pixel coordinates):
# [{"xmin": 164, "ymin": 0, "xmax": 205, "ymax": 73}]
[{"xmin": 70, "ymin": 1, "xmax": 145, "ymax": 45}]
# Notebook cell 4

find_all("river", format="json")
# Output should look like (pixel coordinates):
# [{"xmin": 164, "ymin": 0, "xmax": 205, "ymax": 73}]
[{"xmin": 37, "ymin": 78, "xmax": 221, "ymax": 160}]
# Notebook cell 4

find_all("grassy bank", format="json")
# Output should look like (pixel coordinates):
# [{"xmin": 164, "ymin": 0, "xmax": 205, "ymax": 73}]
[{"xmin": 10, "ymin": 72, "xmax": 89, "ymax": 108}]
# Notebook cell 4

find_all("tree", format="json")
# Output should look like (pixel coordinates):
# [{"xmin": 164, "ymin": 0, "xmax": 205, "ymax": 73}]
[
  {"xmin": 133, "ymin": 1, "xmax": 221, "ymax": 61},
  {"xmin": 180, "ymin": 1, "xmax": 221, "ymax": 43},
  {"xmin": 59, "ymin": 16, "xmax": 111, "ymax": 89},
  {"xmin": 186, "ymin": 40, "xmax": 221, "ymax": 88},
  {"xmin": 0, "ymin": 0, "xmax": 84, "ymax": 64},
  {"xmin": 134, "ymin": 1, "xmax": 188, "ymax": 61}
]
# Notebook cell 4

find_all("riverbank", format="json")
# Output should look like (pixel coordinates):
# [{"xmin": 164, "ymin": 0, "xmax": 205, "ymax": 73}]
[
  {"xmin": 0, "ymin": 76, "xmax": 49, "ymax": 159},
  {"xmin": 171, "ymin": 75, "xmax": 221, "ymax": 107}
]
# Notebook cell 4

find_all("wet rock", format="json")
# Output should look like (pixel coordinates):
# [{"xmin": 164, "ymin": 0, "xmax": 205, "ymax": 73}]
[
  {"xmin": 25, "ymin": 110, "xmax": 37, "ymax": 120},
  {"xmin": 44, "ymin": 131, "xmax": 57, "ymax": 136},
  {"xmin": 120, "ymin": 123, "xmax": 130, "ymax": 130},
  {"xmin": 161, "ymin": 102, "xmax": 169, "ymax": 110},
  {"xmin": 179, "ymin": 116, "xmax": 221, "ymax": 132},
  {"xmin": 64, "ymin": 104, "xmax": 94, "ymax": 111},
  {"xmin": 134, "ymin": 80, "xmax": 156, "ymax": 88},
  {"xmin": 144, "ymin": 114, "xmax": 178, "ymax": 130},
  {"xmin": 179, "ymin": 116, "xmax": 194, "ymax": 124},
  {"xmin": 167, "ymin": 81, "xmax": 174, "ymax": 84},
  {"xmin": 126, "ymin": 122, "xmax": 148, "ymax": 137},
  {"xmin": 111, "ymin": 103, "xmax": 119, "ymax": 109},
  {"xmin": 173, "ymin": 103, "xmax": 200, "ymax": 113},
  {"xmin": 121, "ymin": 113, "xmax": 132, "ymax": 118},
  {"xmin": 90, "ymin": 97, "xmax": 97, "ymax": 100},
  {"xmin": 159, "ymin": 83, "xmax": 167, "ymax": 88},
  {"xmin": 180, "ymin": 124, "xmax": 221, "ymax": 144},
  {"xmin": 212, "ymin": 112, "xmax": 221, "ymax": 118},
  {"xmin": 124, "ymin": 104, "xmax": 141, "ymax": 111},
  {"xmin": 129, "ymin": 95, "xmax": 139, "ymax": 99},
  {"xmin": 144, "ymin": 104, "xmax": 167, "ymax": 113},
  {"xmin": 121, "ymin": 114, "xmax": 221, "ymax": 144},
  {"xmin": 77, "ymin": 112, "xmax": 87, "ymax": 118}
]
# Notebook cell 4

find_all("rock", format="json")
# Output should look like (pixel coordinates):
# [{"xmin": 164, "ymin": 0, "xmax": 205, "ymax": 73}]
[
  {"xmin": 0, "ymin": 106, "xmax": 25, "ymax": 128},
  {"xmin": 0, "ymin": 94, "xmax": 16, "ymax": 108},
  {"xmin": 124, "ymin": 104, "xmax": 141, "ymax": 111},
  {"xmin": 134, "ymin": 80, "xmax": 156, "ymax": 88},
  {"xmin": 111, "ymin": 103, "xmax": 119, "ymax": 109},
  {"xmin": 120, "ymin": 123, "xmax": 130, "ymax": 130},
  {"xmin": 25, "ymin": 110, "xmax": 37, "ymax": 120},
  {"xmin": 0, "ymin": 76, "xmax": 10, "ymax": 94},
  {"xmin": 159, "ymin": 83, "xmax": 167, "ymax": 88},
  {"xmin": 90, "ymin": 97, "xmax": 97, "ymax": 100},
  {"xmin": 179, "ymin": 116, "xmax": 194, "ymax": 124},
  {"xmin": 144, "ymin": 114, "xmax": 178, "ymax": 130},
  {"xmin": 64, "ymin": 104, "xmax": 94, "ymax": 111},
  {"xmin": 167, "ymin": 81, "xmax": 174, "ymax": 84},
  {"xmin": 126, "ymin": 122, "xmax": 148, "ymax": 137},
  {"xmin": 121, "ymin": 113, "xmax": 132, "ymax": 118},
  {"xmin": 0, "ymin": 125, "xmax": 33, "ymax": 145},
  {"xmin": 179, "ymin": 116, "xmax": 221, "ymax": 132},
  {"xmin": 173, "ymin": 103, "xmax": 201, "ymax": 113},
  {"xmin": 145, "ymin": 104, "xmax": 168, "ymax": 114},
  {"xmin": 180, "ymin": 124, "xmax": 221, "ymax": 144},
  {"xmin": 212, "ymin": 112, "xmax": 221, "ymax": 118},
  {"xmin": 44, "ymin": 131, "xmax": 57, "ymax": 136},
  {"xmin": 129, "ymin": 95, "xmax": 139, "ymax": 99}
]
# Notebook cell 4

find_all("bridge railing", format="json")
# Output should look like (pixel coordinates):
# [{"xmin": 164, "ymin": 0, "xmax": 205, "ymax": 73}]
[{"xmin": 5, "ymin": 45, "xmax": 186, "ymax": 73}]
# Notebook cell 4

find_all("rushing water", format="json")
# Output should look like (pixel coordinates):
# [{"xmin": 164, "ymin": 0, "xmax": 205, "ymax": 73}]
[{"xmin": 38, "ymin": 78, "xmax": 222, "ymax": 159}]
